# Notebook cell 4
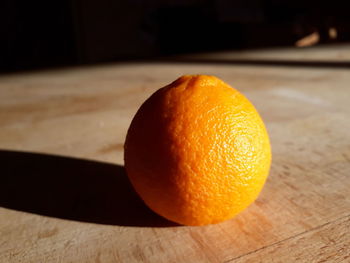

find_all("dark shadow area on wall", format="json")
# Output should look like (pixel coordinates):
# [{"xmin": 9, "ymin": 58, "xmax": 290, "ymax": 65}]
[{"xmin": 1, "ymin": 0, "xmax": 350, "ymax": 72}]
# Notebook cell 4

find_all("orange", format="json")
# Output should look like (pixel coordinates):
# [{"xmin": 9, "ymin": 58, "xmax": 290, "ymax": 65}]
[{"xmin": 124, "ymin": 75, "xmax": 271, "ymax": 226}]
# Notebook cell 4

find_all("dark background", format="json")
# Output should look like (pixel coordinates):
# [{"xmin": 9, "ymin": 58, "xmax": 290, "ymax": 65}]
[{"xmin": 1, "ymin": 0, "xmax": 350, "ymax": 72}]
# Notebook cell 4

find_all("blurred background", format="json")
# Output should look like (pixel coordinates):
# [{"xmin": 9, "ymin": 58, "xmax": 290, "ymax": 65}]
[{"xmin": 1, "ymin": 0, "xmax": 350, "ymax": 72}]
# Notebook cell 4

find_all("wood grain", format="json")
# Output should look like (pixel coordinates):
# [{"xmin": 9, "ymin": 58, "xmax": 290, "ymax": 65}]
[
  {"xmin": 0, "ymin": 46, "xmax": 350, "ymax": 262},
  {"xmin": 229, "ymin": 215, "xmax": 350, "ymax": 263}
]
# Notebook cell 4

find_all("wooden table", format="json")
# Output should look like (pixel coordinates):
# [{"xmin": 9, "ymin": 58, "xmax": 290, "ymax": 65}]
[
  {"xmin": 1, "ymin": 45, "xmax": 350, "ymax": 262},
  {"xmin": 175, "ymin": 43, "xmax": 350, "ymax": 63}
]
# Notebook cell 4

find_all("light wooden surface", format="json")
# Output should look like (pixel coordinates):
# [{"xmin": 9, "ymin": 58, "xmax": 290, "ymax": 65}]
[{"xmin": 1, "ymin": 45, "xmax": 350, "ymax": 262}]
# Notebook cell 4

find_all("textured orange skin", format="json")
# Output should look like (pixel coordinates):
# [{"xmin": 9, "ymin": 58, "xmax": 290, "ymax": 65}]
[{"xmin": 124, "ymin": 75, "xmax": 271, "ymax": 226}]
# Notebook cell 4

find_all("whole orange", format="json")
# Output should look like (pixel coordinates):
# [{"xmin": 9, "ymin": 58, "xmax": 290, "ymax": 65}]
[{"xmin": 124, "ymin": 75, "xmax": 271, "ymax": 226}]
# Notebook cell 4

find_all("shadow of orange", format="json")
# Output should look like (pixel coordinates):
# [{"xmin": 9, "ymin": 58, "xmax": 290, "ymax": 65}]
[{"xmin": 0, "ymin": 150, "xmax": 176, "ymax": 227}]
